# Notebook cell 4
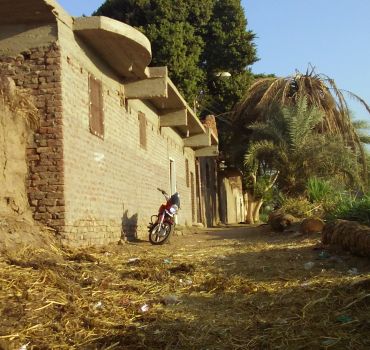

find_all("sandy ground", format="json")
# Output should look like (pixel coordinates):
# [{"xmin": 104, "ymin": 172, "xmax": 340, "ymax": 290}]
[{"xmin": 0, "ymin": 225, "xmax": 370, "ymax": 350}]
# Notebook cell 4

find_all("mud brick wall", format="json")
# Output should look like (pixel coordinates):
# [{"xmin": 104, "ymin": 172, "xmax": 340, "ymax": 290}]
[
  {"xmin": 58, "ymin": 22, "xmax": 196, "ymax": 246},
  {"xmin": 0, "ymin": 24, "xmax": 201, "ymax": 246},
  {"xmin": 0, "ymin": 43, "xmax": 64, "ymax": 233}
]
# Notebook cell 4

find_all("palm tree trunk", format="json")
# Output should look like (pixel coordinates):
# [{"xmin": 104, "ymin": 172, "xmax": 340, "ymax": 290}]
[
  {"xmin": 253, "ymin": 199, "xmax": 263, "ymax": 223},
  {"xmin": 244, "ymin": 192, "xmax": 260, "ymax": 224}
]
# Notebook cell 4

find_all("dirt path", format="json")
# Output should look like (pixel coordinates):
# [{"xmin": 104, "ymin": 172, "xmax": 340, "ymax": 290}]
[{"xmin": 1, "ymin": 225, "xmax": 369, "ymax": 349}]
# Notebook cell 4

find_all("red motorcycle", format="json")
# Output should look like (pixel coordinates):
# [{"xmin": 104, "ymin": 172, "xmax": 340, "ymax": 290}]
[{"xmin": 148, "ymin": 188, "xmax": 180, "ymax": 245}]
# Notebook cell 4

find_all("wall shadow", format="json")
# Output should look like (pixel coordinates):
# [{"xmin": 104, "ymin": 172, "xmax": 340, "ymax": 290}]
[{"xmin": 121, "ymin": 204, "xmax": 139, "ymax": 242}]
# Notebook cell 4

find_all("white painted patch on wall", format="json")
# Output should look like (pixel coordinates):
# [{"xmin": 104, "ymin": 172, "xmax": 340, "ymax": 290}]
[{"xmin": 93, "ymin": 152, "xmax": 105, "ymax": 163}]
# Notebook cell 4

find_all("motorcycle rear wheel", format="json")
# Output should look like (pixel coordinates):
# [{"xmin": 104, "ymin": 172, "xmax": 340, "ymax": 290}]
[{"xmin": 149, "ymin": 222, "xmax": 172, "ymax": 245}]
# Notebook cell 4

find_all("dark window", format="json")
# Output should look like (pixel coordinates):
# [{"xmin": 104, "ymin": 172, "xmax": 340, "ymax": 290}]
[
  {"xmin": 138, "ymin": 111, "xmax": 147, "ymax": 149},
  {"xmin": 206, "ymin": 163, "xmax": 211, "ymax": 188},
  {"xmin": 190, "ymin": 172, "xmax": 196, "ymax": 223},
  {"xmin": 185, "ymin": 159, "xmax": 190, "ymax": 187},
  {"xmin": 89, "ymin": 74, "xmax": 104, "ymax": 139}
]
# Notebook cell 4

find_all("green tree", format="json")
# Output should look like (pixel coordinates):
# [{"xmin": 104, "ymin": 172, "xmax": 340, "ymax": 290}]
[
  {"xmin": 201, "ymin": 0, "xmax": 257, "ymax": 111},
  {"xmin": 233, "ymin": 68, "xmax": 370, "ymax": 181},
  {"xmin": 94, "ymin": 0, "xmax": 212, "ymax": 102},
  {"xmin": 93, "ymin": 0, "xmax": 258, "ymax": 118},
  {"xmin": 244, "ymin": 97, "xmax": 362, "ymax": 195}
]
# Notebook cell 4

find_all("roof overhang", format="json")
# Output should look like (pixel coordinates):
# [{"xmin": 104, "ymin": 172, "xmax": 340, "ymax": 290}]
[
  {"xmin": 150, "ymin": 78, "xmax": 205, "ymax": 137},
  {"xmin": 73, "ymin": 16, "xmax": 152, "ymax": 79},
  {"xmin": 125, "ymin": 67, "xmax": 206, "ymax": 137},
  {"xmin": 0, "ymin": 0, "xmax": 70, "ymax": 25},
  {"xmin": 0, "ymin": 0, "xmax": 217, "ymax": 152}
]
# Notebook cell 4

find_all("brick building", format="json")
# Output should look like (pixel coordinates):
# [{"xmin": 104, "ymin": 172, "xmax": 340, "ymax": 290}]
[{"xmin": 0, "ymin": 0, "xmax": 218, "ymax": 246}]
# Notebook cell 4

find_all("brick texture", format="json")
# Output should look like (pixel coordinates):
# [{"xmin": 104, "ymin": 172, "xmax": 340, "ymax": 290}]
[
  {"xmin": 0, "ymin": 43, "xmax": 65, "ymax": 233},
  {"xmin": 57, "ymin": 22, "xmax": 197, "ymax": 246},
  {"xmin": 0, "ymin": 22, "xmax": 200, "ymax": 247}
]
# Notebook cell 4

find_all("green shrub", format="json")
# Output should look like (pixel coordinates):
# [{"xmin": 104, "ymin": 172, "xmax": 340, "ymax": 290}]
[
  {"xmin": 306, "ymin": 177, "xmax": 334, "ymax": 203},
  {"xmin": 280, "ymin": 197, "xmax": 319, "ymax": 218},
  {"xmin": 325, "ymin": 194, "xmax": 370, "ymax": 226}
]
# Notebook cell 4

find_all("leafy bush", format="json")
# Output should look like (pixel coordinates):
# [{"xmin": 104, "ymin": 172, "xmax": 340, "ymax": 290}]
[
  {"xmin": 280, "ymin": 197, "xmax": 319, "ymax": 218},
  {"xmin": 306, "ymin": 177, "xmax": 334, "ymax": 203},
  {"xmin": 325, "ymin": 194, "xmax": 370, "ymax": 226}
]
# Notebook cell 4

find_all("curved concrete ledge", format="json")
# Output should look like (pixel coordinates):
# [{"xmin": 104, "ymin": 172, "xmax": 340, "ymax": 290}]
[{"xmin": 73, "ymin": 16, "xmax": 152, "ymax": 79}]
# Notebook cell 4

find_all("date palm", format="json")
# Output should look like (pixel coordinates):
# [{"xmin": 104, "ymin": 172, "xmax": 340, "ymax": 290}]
[
  {"xmin": 234, "ymin": 68, "xmax": 370, "ymax": 180},
  {"xmin": 244, "ymin": 97, "xmax": 362, "ymax": 194}
]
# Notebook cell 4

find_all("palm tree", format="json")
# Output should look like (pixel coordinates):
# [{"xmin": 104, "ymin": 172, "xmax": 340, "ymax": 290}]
[
  {"xmin": 233, "ymin": 68, "xmax": 370, "ymax": 180},
  {"xmin": 244, "ymin": 97, "xmax": 361, "ymax": 195}
]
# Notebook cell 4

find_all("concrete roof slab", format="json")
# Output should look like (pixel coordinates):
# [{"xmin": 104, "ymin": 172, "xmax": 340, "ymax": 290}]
[
  {"xmin": 0, "ymin": 0, "xmax": 56, "ymax": 24},
  {"xmin": 73, "ymin": 16, "xmax": 152, "ymax": 79}
]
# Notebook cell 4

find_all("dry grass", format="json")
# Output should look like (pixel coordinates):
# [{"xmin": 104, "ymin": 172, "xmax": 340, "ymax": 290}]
[{"xmin": 0, "ymin": 226, "xmax": 369, "ymax": 349}]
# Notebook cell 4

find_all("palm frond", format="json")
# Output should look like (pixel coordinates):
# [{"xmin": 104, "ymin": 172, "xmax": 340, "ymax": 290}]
[
  {"xmin": 234, "ymin": 68, "xmax": 369, "ymax": 183},
  {"xmin": 244, "ymin": 140, "xmax": 278, "ymax": 167}
]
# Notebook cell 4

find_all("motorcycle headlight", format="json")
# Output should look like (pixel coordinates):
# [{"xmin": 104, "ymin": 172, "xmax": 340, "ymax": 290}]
[{"xmin": 169, "ymin": 204, "xmax": 178, "ymax": 214}]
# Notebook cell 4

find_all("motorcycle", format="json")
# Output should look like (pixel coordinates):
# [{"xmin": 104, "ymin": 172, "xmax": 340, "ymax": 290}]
[{"xmin": 148, "ymin": 188, "xmax": 180, "ymax": 245}]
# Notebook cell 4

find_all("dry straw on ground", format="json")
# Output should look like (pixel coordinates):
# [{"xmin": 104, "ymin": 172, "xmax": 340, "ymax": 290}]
[
  {"xmin": 323, "ymin": 219, "xmax": 370, "ymax": 257},
  {"xmin": 0, "ymin": 226, "xmax": 369, "ymax": 349}
]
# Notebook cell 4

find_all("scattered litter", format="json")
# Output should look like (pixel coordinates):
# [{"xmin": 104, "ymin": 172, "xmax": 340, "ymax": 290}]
[
  {"xmin": 304, "ymin": 262, "xmax": 315, "ymax": 270},
  {"xmin": 127, "ymin": 257, "xmax": 140, "ymax": 264},
  {"xmin": 321, "ymin": 338, "xmax": 339, "ymax": 346},
  {"xmin": 301, "ymin": 281, "xmax": 312, "ymax": 287},
  {"xmin": 161, "ymin": 295, "xmax": 179, "ymax": 305},
  {"xmin": 169, "ymin": 263, "xmax": 195, "ymax": 273},
  {"xmin": 19, "ymin": 343, "xmax": 30, "ymax": 350},
  {"xmin": 291, "ymin": 231, "xmax": 303, "ymax": 238},
  {"xmin": 104, "ymin": 252, "xmax": 112, "ymax": 257},
  {"xmin": 318, "ymin": 251, "xmax": 330, "ymax": 259},
  {"xmin": 163, "ymin": 258, "xmax": 172, "ymax": 264},
  {"xmin": 140, "ymin": 304, "xmax": 149, "ymax": 312},
  {"xmin": 179, "ymin": 278, "xmax": 193, "ymax": 286},
  {"xmin": 217, "ymin": 255, "xmax": 227, "ymax": 259},
  {"xmin": 336, "ymin": 315, "xmax": 352, "ymax": 324},
  {"xmin": 347, "ymin": 267, "xmax": 359, "ymax": 275},
  {"xmin": 328, "ymin": 256, "xmax": 343, "ymax": 264},
  {"xmin": 2, "ymin": 224, "xmax": 369, "ymax": 349},
  {"xmin": 93, "ymin": 301, "xmax": 103, "ymax": 310}
]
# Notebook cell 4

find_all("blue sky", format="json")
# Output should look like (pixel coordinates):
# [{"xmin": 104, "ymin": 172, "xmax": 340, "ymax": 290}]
[{"xmin": 58, "ymin": 0, "xmax": 370, "ymax": 120}]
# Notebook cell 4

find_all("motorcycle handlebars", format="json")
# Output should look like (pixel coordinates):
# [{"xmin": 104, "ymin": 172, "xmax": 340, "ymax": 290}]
[{"xmin": 157, "ymin": 187, "xmax": 168, "ymax": 196}]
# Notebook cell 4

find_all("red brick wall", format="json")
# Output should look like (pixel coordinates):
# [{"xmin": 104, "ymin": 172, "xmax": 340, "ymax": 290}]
[
  {"xmin": 57, "ymin": 22, "xmax": 196, "ymax": 246},
  {"xmin": 0, "ymin": 43, "xmax": 65, "ymax": 233},
  {"xmin": 1, "ymin": 22, "xmax": 200, "ymax": 246}
]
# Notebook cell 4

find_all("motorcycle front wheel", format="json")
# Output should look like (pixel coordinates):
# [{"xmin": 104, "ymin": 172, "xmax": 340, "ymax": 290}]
[{"xmin": 149, "ymin": 222, "xmax": 172, "ymax": 245}]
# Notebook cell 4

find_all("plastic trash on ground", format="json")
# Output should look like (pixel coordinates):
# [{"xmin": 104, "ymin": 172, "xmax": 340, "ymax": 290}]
[
  {"xmin": 304, "ymin": 261, "xmax": 315, "ymax": 270},
  {"xmin": 336, "ymin": 315, "xmax": 352, "ymax": 324},
  {"xmin": 161, "ymin": 295, "xmax": 179, "ymax": 305},
  {"xmin": 347, "ymin": 267, "xmax": 359, "ymax": 275},
  {"xmin": 318, "ymin": 251, "xmax": 330, "ymax": 259},
  {"xmin": 93, "ymin": 301, "xmax": 103, "ymax": 310},
  {"xmin": 179, "ymin": 278, "xmax": 193, "ymax": 286},
  {"xmin": 140, "ymin": 304, "xmax": 149, "ymax": 312}
]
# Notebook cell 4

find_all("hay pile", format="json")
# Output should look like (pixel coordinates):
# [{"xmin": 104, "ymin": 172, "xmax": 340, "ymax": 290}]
[
  {"xmin": 323, "ymin": 220, "xmax": 370, "ymax": 257},
  {"xmin": 0, "ymin": 226, "xmax": 369, "ymax": 349}
]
